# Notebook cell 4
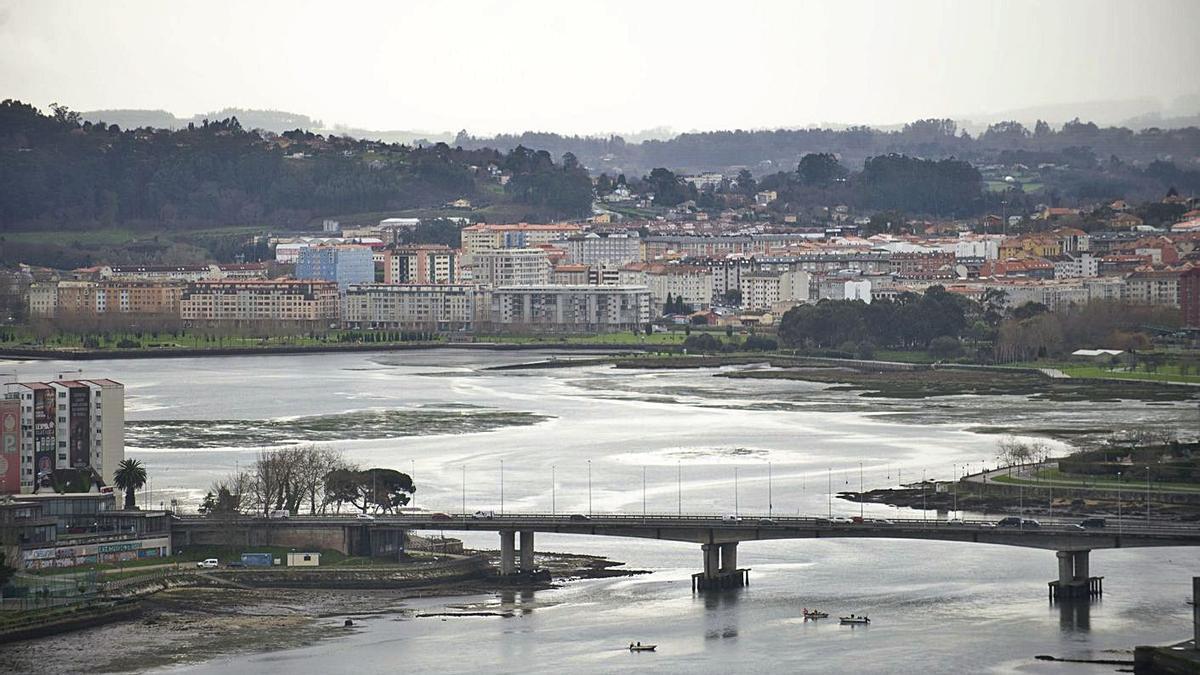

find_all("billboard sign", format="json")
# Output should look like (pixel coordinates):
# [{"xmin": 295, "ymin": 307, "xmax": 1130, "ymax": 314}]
[
  {"xmin": 68, "ymin": 385, "xmax": 90, "ymax": 469},
  {"xmin": 32, "ymin": 388, "xmax": 55, "ymax": 486},
  {"xmin": 0, "ymin": 399, "xmax": 19, "ymax": 493}
]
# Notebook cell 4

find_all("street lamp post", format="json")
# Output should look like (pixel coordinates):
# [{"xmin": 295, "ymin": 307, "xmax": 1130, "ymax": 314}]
[
  {"xmin": 677, "ymin": 461, "xmax": 682, "ymax": 516},
  {"xmin": 952, "ymin": 464, "xmax": 958, "ymax": 517},
  {"xmin": 827, "ymin": 468, "xmax": 832, "ymax": 519},
  {"xmin": 734, "ymin": 466, "xmax": 739, "ymax": 517},
  {"xmin": 411, "ymin": 459, "xmax": 416, "ymax": 507},
  {"xmin": 500, "ymin": 459, "xmax": 505, "ymax": 516},
  {"xmin": 859, "ymin": 461, "xmax": 864, "ymax": 520},
  {"xmin": 922, "ymin": 469, "xmax": 927, "ymax": 526},
  {"xmin": 1147, "ymin": 466, "xmax": 1151, "ymax": 524},
  {"xmin": 1117, "ymin": 471, "xmax": 1123, "ymax": 535},
  {"xmin": 552, "ymin": 465, "xmax": 556, "ymax": 516},
  {"xmin": 768, "ymin": 461, "xmax": 773, "ymax": 519},
  {"xmin": 587, "ymin": 460, "xmax": 592, "ymax": 516},
  {"xmin": 642, "ymin": 466, "xmax": 647, "ymax": 522},
  {"xmin": 461, "ymin": 464, "xmax": 466, "ymax": 517}
]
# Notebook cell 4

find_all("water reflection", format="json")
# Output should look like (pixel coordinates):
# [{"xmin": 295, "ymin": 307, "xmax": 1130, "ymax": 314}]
[
  {"xmin": 700, "ymin": 589, "xmax": 742, "ymax": 640},
  {"xmin": 1053, "ymin": 598, "xmax": 1094, "ymax": 632}
]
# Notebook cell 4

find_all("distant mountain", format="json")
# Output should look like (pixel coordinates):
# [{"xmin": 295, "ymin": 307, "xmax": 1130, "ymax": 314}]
[{"xmin": 81, "ymin": 107, "xmax": 322, "ymax": 133}]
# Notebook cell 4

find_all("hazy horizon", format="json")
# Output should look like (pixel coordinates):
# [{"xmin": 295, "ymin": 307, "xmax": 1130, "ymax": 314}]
[{"xmin": 2, "ymin": 0, "xmax": 1199, "ymax": 136}]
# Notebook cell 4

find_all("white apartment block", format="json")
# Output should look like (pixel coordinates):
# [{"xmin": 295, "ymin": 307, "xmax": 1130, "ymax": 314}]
[
  {"xmin": 342, "ymin": 284, "xmax": 486, "ymax": 332},
  {"xmin": 180, "ymin": 280, "xmax": 340, "ymax": 324},
  {"xmin": 562, "ymin": 232, "xmax": 641, "ymax": 267},
  {"xmin": 2, "ymin": 379, "xmax": 124, "ymax": 493},
  {"xmin": 1052, "ymin": 253, "xmax": 1098, "ymax": 279},
  {"xmin": 741, "ymin": 270, "xmax": 811, "ymax": 310},
  {"xmin": 490, "ymin": 286, "xmax": 651, "ymax": 332},
  {"xmin": 468, "ymin": 248, "xmax": 551, "ymax": 287}
]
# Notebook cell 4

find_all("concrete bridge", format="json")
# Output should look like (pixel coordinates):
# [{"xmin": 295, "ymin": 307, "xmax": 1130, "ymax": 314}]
[{"xmin": 172, "ymin": 513, "xmax": 1200, "ymax": 597}]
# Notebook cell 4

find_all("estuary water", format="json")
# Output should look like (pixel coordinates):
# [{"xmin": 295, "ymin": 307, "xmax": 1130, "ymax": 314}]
[{"xmin": 3, "ymin": 349, "xmax": 1198, "ymax": 674}]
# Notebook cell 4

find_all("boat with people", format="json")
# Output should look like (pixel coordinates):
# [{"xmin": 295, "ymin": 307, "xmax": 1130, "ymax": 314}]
[
  {"xmin": 802, "ymin": 608, "xmax": 829, "ymax": 619},
  {"xmin": 628, "ymin": 642, "xmax": 657, "ymax": 652},
  {"xmin": 839, "ymin": 614, "xmax": 871, "ymax": 625}
]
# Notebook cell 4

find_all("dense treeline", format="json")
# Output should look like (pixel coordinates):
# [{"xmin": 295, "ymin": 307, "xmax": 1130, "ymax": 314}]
[
  {"xmin": 0, "ymin": 100, "xmax": 592, "ymax": 231},
  {"xmin": 778, "ymin": 286, "xmax": 975, "ymax": 352},
  {"xmin": 456, "ymin": 118, "xmax": 1200, "ymax": 175}
]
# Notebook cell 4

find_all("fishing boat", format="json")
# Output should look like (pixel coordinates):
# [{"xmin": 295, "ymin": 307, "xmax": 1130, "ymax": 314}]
[
  {"xmin": 839, "ymin": 614, "xmax": 870, "ymax": 625},
  {"xmin": 628, "ymin": 643, "xmax": 657, "ymax": 652},
  {"xmin": 802, "ymin": 608, "xmax": 829, "ymax": 619}
]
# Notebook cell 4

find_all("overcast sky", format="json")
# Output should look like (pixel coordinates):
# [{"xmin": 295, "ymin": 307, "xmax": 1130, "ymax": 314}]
[{"xmin": 1, "ymin": 0, "xmax": 1198, "ymax": 135}]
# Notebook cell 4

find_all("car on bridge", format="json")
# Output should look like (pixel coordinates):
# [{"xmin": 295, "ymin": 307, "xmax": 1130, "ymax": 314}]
[
  {"xmin": 356, "ymin": 512, "xmax": 376, "ymax": 521},
  {"xmin": 569, "ymin": 514, "xmax": 590, "ymax": 522},
  {"xmin": 473, "ymin": 510, "xmax": 496, "ymax": 519},
  {"xmin": 1081, "ymin": 517, "xmax": 1106, "ymax": 529}
]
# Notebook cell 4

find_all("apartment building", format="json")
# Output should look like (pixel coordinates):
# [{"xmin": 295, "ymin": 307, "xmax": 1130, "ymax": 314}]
[
  {"xmin": 561, "ymin": 231, "xmax": 641, "ymax": 266},
  {"xmin": 468, "ymin": 248, "xmax": 551, "ymax": 287},
  {"xmin": 342, "ymin": 284, "xmax": 486, "ymax": 332},
  {"xmin": 891, "ymin": 251, "xmax": 956, "ymax": 280},
  {"xmin": 180, "ymin": 280, "xmax": 339, "ymax": 325},
  {"xmin": 29, "ymin": 280, "xmax": 184, "ymax": 319},
  {"xmin": 460, "ymin": 223, "xmax": 582, "ymax": 261},
  {"xmin": 1050, "ymin": 252, "xmax": 1099, "ymax": 279},
  {"xmin": 295, "ymin": 245, "xmax": 375, "ymax": 290},
  {"xmin": 1, "ymin": 378, "xmax": 124, "ymax": 493},
  {"xmin": 621, "ymin": 264, "xmax": 713, "ymax": 311},
  {"xmin": 383, "ymin": 245, "xmax": 459, "ymax": 284},
  {"xmin": 490, "ymin": 286, "xmax": 651, "ymax": 332},
  {"xmin": 1124, "ymin": 268, "xmax": 1184, "ymax": 307},
  {"xmin": 740, "ymin": 270, "xmax": 811, "ymax": 310},
  {"xmin": 1181, "ymin": 267, "xmax": 1200, "ymax": 328}
]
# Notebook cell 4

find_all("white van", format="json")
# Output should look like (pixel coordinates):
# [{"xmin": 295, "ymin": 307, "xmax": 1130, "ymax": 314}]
[
  {"xmin": 269, "ymin": 510, "xmax": 290, "ymax": 519},
  {"xmin": 197, "ymin": 558, "xmax": 219, "ymax": 569}
]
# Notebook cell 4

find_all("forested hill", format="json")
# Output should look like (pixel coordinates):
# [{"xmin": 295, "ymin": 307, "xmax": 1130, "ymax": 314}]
[
  {"xmin": 455, "ymin": 119, "xmax": 1200, "ymax": 176},
  {"xmin": 0, "ymin": 100, "xmax": 592, "ymax": 232}
]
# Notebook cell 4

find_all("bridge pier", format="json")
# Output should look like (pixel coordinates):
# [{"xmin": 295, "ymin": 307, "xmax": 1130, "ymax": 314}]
[
  {"xmin": 1049, "ymin": 549, "xmax": 1102, "ymax": 600},
  {"xmin": 519, "ymin": 530, "xmax": 535, "ymax": 573},
  {"xmin": 499, "ymin": 530, "xmax": 516, "ymax": 576},
  {"xmin": 693, "ymin": 542, "xmax": 748, "ymax": 592}
]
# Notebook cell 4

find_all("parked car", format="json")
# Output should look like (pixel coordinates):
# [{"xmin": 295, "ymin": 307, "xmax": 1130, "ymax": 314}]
[
  {"xmin": 1080, "ymin": 518, "xmax": 1107, "ymax": 529},
  {"xmin": 196, "ymin": 558, "xmax": 219, "ymax": 569},
  {"xmin": 473, "ymin": 510, "xmax": 495, "ymax": 520},
  {"xmin": 868, "ymin": 518, "xmax": 894, "ymax": 526},
  {"xmin": 721, "ymin": 514, "xmax": 742, "ymax": 523},
  {"xmin": 269, "ymin": 510, "xmax": 290, "ymax": 519},
  {"xmin": 569, "ymin": 514, "xmax": 590, "ymax": 522},
  {"xmin": 355, "ymin": 512, "xmax": 376, "ymax": 521}
]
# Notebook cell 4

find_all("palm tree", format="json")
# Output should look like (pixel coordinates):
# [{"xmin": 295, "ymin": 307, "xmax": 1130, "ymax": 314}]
[{"xmin": 113, "ymin": 459, "xmax": 147, "ymax": 510}]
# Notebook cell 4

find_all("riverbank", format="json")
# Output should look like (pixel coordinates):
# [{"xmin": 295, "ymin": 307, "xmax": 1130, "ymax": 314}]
[
  {"xmin": 0, "ymin": 550, "xmax": 646, "ymax": 673},
  {"xmin": 0, "ymin": 341, "xmax": 662, "ymax": 361}
]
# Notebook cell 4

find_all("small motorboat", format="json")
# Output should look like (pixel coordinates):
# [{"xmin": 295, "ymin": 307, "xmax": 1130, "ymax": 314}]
[
  {"xmin": 628, "ymin": 643, "xmax": 657, "ymax": 652},
  {"xmin": 839, "ymin": 614, "xmax": 871, "ymax": 625},
  {"xmin": 802, "ymin": 608, "xmax": 829, "ymax": 619}
]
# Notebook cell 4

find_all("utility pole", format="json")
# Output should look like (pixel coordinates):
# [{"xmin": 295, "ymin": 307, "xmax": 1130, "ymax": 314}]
[
  {"xmin": 551, "ymin": 465, "xmax": 556, "ymax": 516},
  {"xmin": 587, "ymin": 460, "xmax": 592, "ymax": 516},
  {"xmin": 500, "ymin": 459, "xmax": 504, "ymax": 516},
  {"xmin": 922, "ymin": 469, "xmax": 927, "ymax": 526},
  {"xmin": 827, "ymin": 468, "xmax": 832, "ymax": 519},
  {"xmin": 1147, "ymin": 466, "xmax": 1151, "ymax": 524},
  {"xmin": 461, "ymin": 464, "xmax": 466, "ymax": 517},
  {"xmin": 952, "ymin": 464, "xmax": 958, "ymax": 517},
  {"xmin": 859, "ymin": 461, "xmax": 864, "ymax": 520}
]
